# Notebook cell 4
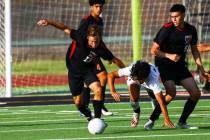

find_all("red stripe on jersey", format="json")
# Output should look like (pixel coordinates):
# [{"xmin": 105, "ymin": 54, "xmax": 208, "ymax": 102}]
[
  {"xmin": 69, "ymin": 41, "xmax": 77, "ymax": 59},
  {"xmin": 163, "ymin": 22, "xmax": 173, "ymax": 28},
  {"xmin": 83, "ymin": 14, "xmax": 91, "ymax": 20}
]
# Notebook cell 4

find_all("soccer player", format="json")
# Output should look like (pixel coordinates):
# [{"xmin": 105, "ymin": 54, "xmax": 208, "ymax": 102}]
[
  {"xmin": 108, "ymin": 60, "xmax": 175, "ymax": 128},
  {"xmin": 145, "ymin": 4, "xmax": 209, "ymax": 130},
  {"xmin": 37, "ymin": 19, "xmax": 123, "ymax": 122},
  {"xmin": 78, "ymin": 0, "xmax": 123, "ymax": 116},
  {"xmin": 78, "ymin": 0, "xmax": 108, "ymax": 116}
]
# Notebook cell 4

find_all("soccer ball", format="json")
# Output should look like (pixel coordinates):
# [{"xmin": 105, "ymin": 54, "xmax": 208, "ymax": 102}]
[{"xmin": 88, "ymin": 118, "xmax": 106, "ymax": 135}]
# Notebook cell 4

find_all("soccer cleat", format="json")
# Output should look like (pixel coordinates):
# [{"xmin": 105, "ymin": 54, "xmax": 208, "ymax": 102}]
[
  {"xmin": 131, "ymin": 113, "xmax": 140, "ymax": 128},
  {"xmin": 102, "ymin": 109, "xmax": 113, "ymax": 116},
  {"xmin": 144, "ymin": 119, "xmax": 154, "ymax": 130},
  {"xmin": 176, "ymin": 122, "xmax": 190, "ymax": 129}
]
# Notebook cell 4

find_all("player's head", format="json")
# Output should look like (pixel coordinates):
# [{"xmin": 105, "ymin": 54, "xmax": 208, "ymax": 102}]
[
  {"xmin": 89, "ymin": 0, "xmax": 105, "ymax": 17},
  {"xmin": 87, "ymin": 25, "xmax": 102, "ymax": 49},
  {"xmin": 130, "ymin": 61, "xmax": 150, "ymax": 84},
  {"xmin": 170, "ymin": 4, "xmax": 185, "ymax": 27}
]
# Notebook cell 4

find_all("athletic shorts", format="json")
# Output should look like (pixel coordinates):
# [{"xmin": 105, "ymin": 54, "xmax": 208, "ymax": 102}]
[
  {"xmin": 68, "ymin": 70, "xmax": 99, "ymax": 96},
  {"xmin": 93, "ymin": 59, "xmax": 107, "ymax": 74},
  {"xmin": 157, "ymin": 64, "xmax": 192, "ymax": 85}
]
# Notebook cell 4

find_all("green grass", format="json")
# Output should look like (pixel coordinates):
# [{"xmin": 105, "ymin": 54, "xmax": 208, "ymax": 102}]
[
  {"xmin": 0, "ymin": 99, "xmax": 210, "ymax": 140},
  {"xmin": 13, "ymin": 59, "xmax": 209, "ymax": 75}
]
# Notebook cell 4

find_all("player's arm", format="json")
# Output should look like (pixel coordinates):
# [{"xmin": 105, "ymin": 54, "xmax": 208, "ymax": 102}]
[
  {"xmin": 154, "ymin": 92, "xmax": 175, "ymax": 128},
  {"xmin": 37, "ymin": 19, "xmax": 71, "ymax": 35},
  {"xmin": 110, "ymin": 57, "xmax": 125, "ymax": 68},
  {"xmin": 151, "ymin": 42, "xmax": 180, "ymax": 62},
  {"xmin": 107, "ymin": 71, "xmax": 121, "ymax": 102},
  {"xmin": 191, "ymin": 45, "xmax": 209, "ymax": 80},
  {"xmin": 197, "ymin": 43, "xmax": 210, "ymax": 52}
]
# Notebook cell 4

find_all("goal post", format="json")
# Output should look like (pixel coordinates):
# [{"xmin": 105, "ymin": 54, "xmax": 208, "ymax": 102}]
[
  {"xmin": 132, "ymin": 0, "xmax": 142, "ymax": 61},
  {"xmin": 5, "ymin": 0, "xmax": 12, "ymax": 97}
]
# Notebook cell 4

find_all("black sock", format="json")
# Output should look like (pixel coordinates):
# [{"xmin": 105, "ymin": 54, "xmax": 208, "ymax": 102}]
[
  {"xmin": 149, "ymin": 104, "xmax": 161, "ymax": 121},
  {"xmin": 179, "ymin": 98, "xmax": 198, "ymax": 124},
  {"xmin": 93, "ymin": 100, "xmax": 103, "ymax": 118},
  {"xmin": 101, "ymin": 86, "xmax": 108, "ymax": 112},
  {"xmin": 82, "ymin": 87, "xmax": 91, "ymax": 108},
  {"xmin": 134, "ymin": 107, "xmax": 140, "ymax": 114},
  {"xmin": 78, "ymin": 104, "xmax": 91, "ymax": 118}
]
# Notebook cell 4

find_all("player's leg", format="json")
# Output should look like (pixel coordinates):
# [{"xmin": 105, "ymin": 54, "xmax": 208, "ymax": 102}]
[
  {"xmin": 177, "ymin": 77, "xmax": 201, "ymax": 128},
  {"xmin": 84, "ymin": 71, "xmax": 103, "ymax": 119},
  {"xmin": 146, "ymin": 89, "xmax": 158, "ymax": 109},
  {"xmin": 96, "ymin": 60, "xmax": 113, "ymax": 116},
  {"xmin": 68, "ymin": 72, "xmax": 92, "ymax": 121},
  {"xmin": 127, "ymin": 78, "xmax": 140, "ymax": 127},
  {"xmin": 144, "ymin": 80, "xmax": 176, "ymax": 130}
]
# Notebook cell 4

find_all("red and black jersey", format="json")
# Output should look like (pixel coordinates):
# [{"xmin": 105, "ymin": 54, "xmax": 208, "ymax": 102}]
[
  {"xmin": 65, "ymin": 29, "xmax": 114, "ymax": 74},
  {"xmin": 154, "ymin": 22, "xmax": 198, "ymax": 66},
  {"xmin": 77, "ymin": 14, "xmax": 104, "ymax": 38}
]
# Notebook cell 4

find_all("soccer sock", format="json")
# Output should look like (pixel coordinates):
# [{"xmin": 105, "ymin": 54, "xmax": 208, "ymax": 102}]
[
  {"xmin": 82, "ymin": 87, "xmax": 91, "ymax": 108},
  {"xmin": 78, "ymin": 104, "xmax": 92, "ymax": 118},
  {"xmin": 149, "ymin": 104, "xmax": 161, "ymax": 122},
  {"xmin": 130, "ymin": 101, "xmax": 140, "ymax": 114},
  {"xmin": 93, "ymin": 100, "xmax": 103, "ymax": 118},
  {"xmin": 101, "ymin": 86, "xmax": 108, "ymax": 112},
  {"xmin": 179, "ymin": 98, "xmax": 198, "ymax": 124}
]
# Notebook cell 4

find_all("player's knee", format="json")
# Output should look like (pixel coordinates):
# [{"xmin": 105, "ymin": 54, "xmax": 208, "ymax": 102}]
[
  {"xmin": 93, "ymin": 86, "xmax": 103, "ymax": 100},
  {"xmin": 74, "ymin": 99, "xmax": 81, "ymax": 107}
]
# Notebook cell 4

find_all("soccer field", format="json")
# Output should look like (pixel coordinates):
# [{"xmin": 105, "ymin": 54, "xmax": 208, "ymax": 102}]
[{"xmin": 0, "ymin": 99, "xmax": 210, "ymax": 140}]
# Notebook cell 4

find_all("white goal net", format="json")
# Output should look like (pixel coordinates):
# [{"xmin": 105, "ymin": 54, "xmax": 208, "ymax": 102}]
[{"xmin": 0, "ymin": 0, "xmax": 209, "ymax": 97}]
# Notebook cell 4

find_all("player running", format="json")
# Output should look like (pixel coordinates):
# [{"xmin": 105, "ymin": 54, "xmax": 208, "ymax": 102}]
[{"xmin": 37, "ymin": 19, "xmax": 123, "ymax": 123}]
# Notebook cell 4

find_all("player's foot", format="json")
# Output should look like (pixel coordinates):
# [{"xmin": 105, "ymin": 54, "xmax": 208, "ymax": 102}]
[
  {"xmin": 144, "ymin": 119, "xmax": 154, "ymax": 130},
  {"xmin": 102, "ymin": 109, "xmax": 113, "ymax": 116},
  {"xmin": 176, "ymin": 122, "xmax": 198, "ymax": 129},
  {"xmin": 131, "ymin": 113, "xmax": 140, "ymax": 128}
]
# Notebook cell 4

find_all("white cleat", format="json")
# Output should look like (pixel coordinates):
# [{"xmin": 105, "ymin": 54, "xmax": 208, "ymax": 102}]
[
  {"xmin": 102, "ymin": 109, "xmax": 113, "ymax": 116},
  {"xmin": 144, "ymin": 119, "xmax": 154, "ymax": 130},
  {"xmin": 131, "ymin": 113, "xmax": 140, "ymax": 128}
]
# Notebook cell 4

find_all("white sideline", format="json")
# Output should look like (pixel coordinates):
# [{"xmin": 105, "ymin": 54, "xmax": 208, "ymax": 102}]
[{"xmin": 42, "ymin": 133, "xmax": 210, "ymax": 140}]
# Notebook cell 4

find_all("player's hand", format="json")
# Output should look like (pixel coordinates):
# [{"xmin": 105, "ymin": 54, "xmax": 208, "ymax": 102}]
[
  {"xmin": 111, "ymin": 91, "xmax": 120, "ymax": 102},
  {"xmin": 167, "ymin": 54, "xmax": 181, "ymax": 62},
  {"xmin": 37, "ymin": 19, "xmax": 49, "ymax": 26},
  {"xmin": 201, "ymin": 72, "xmax": 210, "ymax": 82},
  {"xmin": 162, "ymin": 119, "xmax": 175, "ymax": 128}
]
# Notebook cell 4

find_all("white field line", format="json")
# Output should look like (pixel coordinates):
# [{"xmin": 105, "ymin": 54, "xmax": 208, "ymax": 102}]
[
  {"xmin": 41, "ymin": 133, "xmax": 210, "ymax": 140},
  {"xmin": 0, "ymin": 113, "xmax": 209, "ymax": 125},
  {"xmin": 0, "ymin": 105, "xmax": 210, "ymax": 116},
  {"xmin": 1, "ymin": 122, "xmax": 210, "ymax": 133}
]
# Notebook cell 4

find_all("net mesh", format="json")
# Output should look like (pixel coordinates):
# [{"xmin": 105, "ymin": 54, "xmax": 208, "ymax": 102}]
[{"xmin": 1, "ymin": 0, "xmax": 209, "ymax": 96}]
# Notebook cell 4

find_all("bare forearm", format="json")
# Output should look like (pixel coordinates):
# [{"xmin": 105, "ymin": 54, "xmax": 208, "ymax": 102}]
[
  {"xmin": 155, "ymin": 93, "xmax": 170, "ymax": 120},
  {"xmin": 112, "ymin": 57, "xmax": 125, "ymax": 68}
]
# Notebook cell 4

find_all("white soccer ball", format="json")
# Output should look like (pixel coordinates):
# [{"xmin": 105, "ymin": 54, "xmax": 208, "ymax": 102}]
[{"xmin": 88, "ymin": 118, "xmax": 106, "ymax": 135}]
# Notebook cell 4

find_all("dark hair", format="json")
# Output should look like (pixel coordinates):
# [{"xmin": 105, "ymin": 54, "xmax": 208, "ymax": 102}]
[
  {"xmin": 89, "ymin": 0, "xmax": 105, "ymax": 6},
  {"xmin": 130, "ymin": 61, "xmax": 150, "ymax": 80},
  {"xmin": 87, "ymin": 25, "xmax": 102, "ymax": 39},
  {"xmin": 170, "ymin": 4, "xmax": 185, "ymax": 13}
]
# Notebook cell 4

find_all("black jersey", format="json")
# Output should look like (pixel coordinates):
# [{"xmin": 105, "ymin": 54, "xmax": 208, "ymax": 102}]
[
  {"xmin": 154, "ymin": 22, "xmax": 198, "ymax": 66},
  {"xmin": 77, "ymin": 14, "xmax": 103, "ymax": 38},
  {"xmin": 66, "ymin": 29, "xmax": 114, "ymax": 74}
]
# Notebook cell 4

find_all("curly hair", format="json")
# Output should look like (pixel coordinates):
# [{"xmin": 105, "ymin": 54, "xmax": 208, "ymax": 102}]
[
  {"xmin": 130, "ymin": 61, "xmax": 150, "ymax": 80},
  {"xmin": 89, "ymin": 0, "xmax": 105, "ymax": 6}
]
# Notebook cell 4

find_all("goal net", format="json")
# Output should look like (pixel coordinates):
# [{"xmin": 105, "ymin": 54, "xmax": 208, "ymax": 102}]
[{"xmin": 1, "ymin": 0, "xmax": 210, "ymax": 97}]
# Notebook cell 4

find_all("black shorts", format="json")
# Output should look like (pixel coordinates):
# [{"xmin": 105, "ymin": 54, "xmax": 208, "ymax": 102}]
[
  {"xmin": 157, "ymin": 64, "xmax": 192, "ymax": 85},
  {"xmin": 68, "ymin": 70, "xmax": 99, "ymax": 96},
  {"xmin": 93, "ymin": 59, "xmax": 107, "ymax": 74}
]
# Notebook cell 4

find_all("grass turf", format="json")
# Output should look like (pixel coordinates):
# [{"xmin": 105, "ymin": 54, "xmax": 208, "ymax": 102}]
[{"xmin": 0, "ymin": 99, "xmax": 210, "ymax": 140}]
